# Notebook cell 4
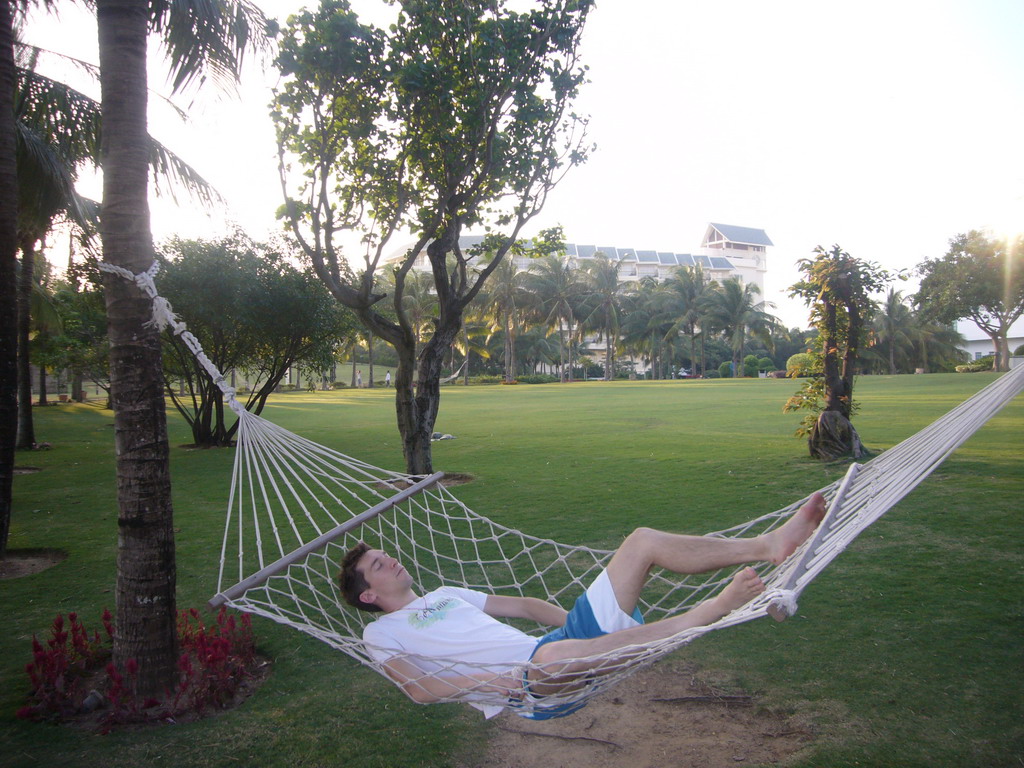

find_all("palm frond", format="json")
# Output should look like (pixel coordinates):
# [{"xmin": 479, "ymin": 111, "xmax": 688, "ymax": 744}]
[
  {"xmin": 16, "ymin": 68, "xmax": 101, "ymax": 164},
  {"xmin": 150, "ymin": 0, "xmax": 270, "ymax": 96},
  {"xmin": 15, "ymin": 122, "xmax": 92, "ymax": 233},
  {"xmin": 149, "ymin": 136, "xmax": 223, "ymax": 206}
]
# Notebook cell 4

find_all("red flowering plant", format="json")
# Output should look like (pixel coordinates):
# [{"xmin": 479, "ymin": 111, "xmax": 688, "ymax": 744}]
[
  {"xmin": 17, "ymin": 606, "xmax": 262, "ymax": 730},
  {"xmin": 17, "ymin": 610, "xmax": 113, "ymax": 721}
]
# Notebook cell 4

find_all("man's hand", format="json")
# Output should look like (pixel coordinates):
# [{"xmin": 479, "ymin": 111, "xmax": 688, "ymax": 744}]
[{"xmin": 489, "ymin": 672, "xmax": 526, "ymax": 701}]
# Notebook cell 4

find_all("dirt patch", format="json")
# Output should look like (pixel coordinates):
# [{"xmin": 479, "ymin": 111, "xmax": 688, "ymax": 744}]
[
  {"xmin": 438, "ymin": 472, "xmax": 474, "ymax": 487},
  {"xmin": 470, "ymin": 663, "xmax": 812, "ymax": 768},
  {"xmin": 0, "ymin": 549, "xmax": 67, "ymax": 580},
  {"xmin": 13, "ymin": 465, "xmax": 42, "ymax": 474}
]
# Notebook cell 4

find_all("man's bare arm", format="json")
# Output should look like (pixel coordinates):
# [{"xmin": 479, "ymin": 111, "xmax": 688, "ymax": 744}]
[
  {"xmin": 483, "ymin": 594, "xmax": 568, "ymax": 627},
  {"xmin": 380, "ymin": 656, "xmax": 524, "ymax": 705}
]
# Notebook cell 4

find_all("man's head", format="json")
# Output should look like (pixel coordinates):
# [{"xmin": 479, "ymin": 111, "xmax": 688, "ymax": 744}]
[{"xmin": 338, "ymin": 542, "xmax": 413, "ymax": 613}]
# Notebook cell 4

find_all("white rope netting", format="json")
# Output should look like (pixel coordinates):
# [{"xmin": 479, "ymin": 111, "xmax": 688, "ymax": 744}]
[{"xmin": 101, "ymin": 261, "xmax": 1024, "ymax": 718}]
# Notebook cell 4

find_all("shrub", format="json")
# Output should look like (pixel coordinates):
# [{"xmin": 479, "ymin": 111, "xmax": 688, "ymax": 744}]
[
  {"xmin": 1014, "ymin": 344, "xmax": 1024, "ymax": 356},
  {"xmin": 757, "ymin": 357, "xmax": 775, "ymax": 372},
  {"xmin": 956, "ymin": 356, "xmax": 994, "ymax": 373},
  {"xmin": 471, "ymin": 375, "xmax": 503, "ymax": 385},
  {"xmin": 18, "ymin": 607, "xmax": 259, "ymax": 731},
  {"xmin": 518, "ymin": 374, "xmax": 559, "ymax": 384},
  {"xmin": 786, "ymin": 352, "xmax": 816, "ymax": 377},
  {"xmin": 742, "ymin": 355, "xmax": 759, "ymax": 378},
  {"xmin": 718, "ymin": 361, "xmax": 733, "ymax": 378},
  {"xmin": 705, "ymin": 370, "xmax": 720, "ymax": 378}
]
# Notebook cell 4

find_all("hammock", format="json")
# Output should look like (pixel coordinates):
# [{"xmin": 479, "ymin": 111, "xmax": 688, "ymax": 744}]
[
  {"xmin": 439, "ymin": 358, "xmax": 468, "ymax": 384},
  {"xmin": 102, "ymin": 262, "xmax": 1024, "ymax": 719}
]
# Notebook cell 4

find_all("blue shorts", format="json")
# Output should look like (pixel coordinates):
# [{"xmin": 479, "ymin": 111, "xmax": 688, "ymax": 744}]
[{"xmin": 518, "ymin": 569, "xmax": 643, "ymax": 720}]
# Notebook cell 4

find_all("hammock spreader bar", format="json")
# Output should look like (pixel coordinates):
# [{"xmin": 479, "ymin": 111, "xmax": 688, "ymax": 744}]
[
  {"xmin": 209, "ymin": 471, "xmax": 445, "ymax": 609},
  {"xmin": 767, "ymin": 462, "xmax": 860, "ymax": 621}
]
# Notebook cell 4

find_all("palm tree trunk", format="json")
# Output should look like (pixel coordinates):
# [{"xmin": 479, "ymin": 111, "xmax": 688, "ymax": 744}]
[
  {"xmin": 688, "ymin": 330, "xmax": 696, "ymax": 378},
  {"xmin": 97, "ymin": 0, "xmax": 178, "ymax": 697},
  {"xmin": 567, "ymin": 317, "xmax": 575, "ymax": 382},
  {"xmin": 503, "ymin": 310, "xmax": 514, "ymax": 383},
  {"xmin": 602, "ymin": 333, "xmax": 610, "ymax": 382},
  {"xmin": 16, "ymin": 238, "xmax": 36, "ymax": 448},
  {"xmin": 557, "ymin": 318, "xmax": 566, "ymax": 381},
  {"xmin": 37, "ymin": 364, "xmax": 47, "ymax": 406},
  {"xmin": 367, "ymin": 332, "xmax": 374, "ymax": 387},
  {"xmin": 0, "ymin": 0, "xmax": 19, "ymax": 559}
]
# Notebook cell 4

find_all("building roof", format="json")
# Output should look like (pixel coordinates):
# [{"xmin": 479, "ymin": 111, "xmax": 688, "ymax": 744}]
[
  {"xmin": 392, "ymin": 224, "xmax": 767, "ymax": 267},
  {"xmin": 705, "ymin": 223, "xmax": 774, "ymax": 247}
]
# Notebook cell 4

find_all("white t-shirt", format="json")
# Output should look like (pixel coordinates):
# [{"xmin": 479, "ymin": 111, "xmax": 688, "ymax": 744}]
[{"xmin": 362, "ymin": 586, "xmax": 539, "ymax": 717}]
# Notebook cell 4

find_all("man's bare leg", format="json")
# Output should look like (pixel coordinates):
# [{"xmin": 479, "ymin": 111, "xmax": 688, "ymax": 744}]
[
  {"xmin": 528, "ymin": 567, "xmax": 767, "ymax": 696},
  {"xmin": 605, "ymin": 492, "xmax": 827, "ymax": 614}
]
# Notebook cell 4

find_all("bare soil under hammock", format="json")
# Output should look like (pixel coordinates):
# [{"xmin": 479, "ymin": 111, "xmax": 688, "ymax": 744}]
[{"xmin": 470, "ymin": 660, "xmax": 813, "ymax": 768}]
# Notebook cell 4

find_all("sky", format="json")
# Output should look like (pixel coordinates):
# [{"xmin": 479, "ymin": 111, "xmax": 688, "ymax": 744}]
[{"xmin": 25, "ymin": 0, "xmax": 1024, "ymax": 329}]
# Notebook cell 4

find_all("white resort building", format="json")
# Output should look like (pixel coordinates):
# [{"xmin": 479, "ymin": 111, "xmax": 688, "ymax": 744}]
[{"xmin": 405, "ymin": 222, "xmax": 773, "ymax": 296}]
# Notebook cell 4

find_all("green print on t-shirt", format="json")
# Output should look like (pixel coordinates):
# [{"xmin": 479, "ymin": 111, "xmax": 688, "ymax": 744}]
[{"xmin": 408, "ymin": 596, "xmax": 459, "ymax": 629}]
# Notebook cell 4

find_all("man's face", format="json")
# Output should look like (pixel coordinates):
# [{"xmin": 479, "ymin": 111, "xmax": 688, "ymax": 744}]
[{"xmin": 357, "ymin": 549, "xmax": 413, "ymax": 605}]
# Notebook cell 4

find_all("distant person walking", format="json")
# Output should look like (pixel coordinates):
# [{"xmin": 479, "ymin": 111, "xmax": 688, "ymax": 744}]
[
  {"xmin": 356, "ymin": 369, "xmax": 363, "ymax": 389},
  {"xmin": 385, "ymin": 371, "xmax": 391, "ymax": 387}
]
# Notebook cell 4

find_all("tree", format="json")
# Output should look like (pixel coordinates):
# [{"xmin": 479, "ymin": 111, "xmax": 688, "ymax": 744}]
[
  {"xmin": 95, "ymin": 0, "xmax": 266, "ymax": 697},
  {"xmin": 158, "ymin": 235, "xmax": 354, "ymax": 446},
  {"xmin": 770, "ymin": 326, "xmax": 815, "ymax": 373},
  {"xmin": 915, "ymin": 230, "xmax": 1024, "ymax": 372},
  {"xmin": 2, "ymin": 14, "xmax": 228, "ymax": 551},
  {"xmin": 526, "ymin": 250, "xmax": 582, "ymax": 381},
  {"xmin": 786, "ymin": 245, "xmax": 890, "ymax": 460},
  {"xmin": 274, "ymin": 0, "xmax": 592, "ymax": 473},
  {"xmin": 17, "ymin": 252, "xmax": 63, "ymax": 445},
  {"xmin": 0, "ymin": 0, "xmax": 18, "ymax": 560},
  {"xmin": 620, "ymin": 277, "xmax": 676, "ymax": 379},
  {"xmin": 870, "ymin": 288, "xmax": 914, "ymax": 375},
  {"xmin": 14, "ymin": 41, "xmax": 95, "ymax": 447},
  {"xmin": 483, "ymin": 255, "xmax": 533, "ymax": 383},
  {"xmin": 51, "ymin": 280, "xmax": 111, "ymax": 404},
  {"xmin": 703, "ymin": 277, "xmax": 777, "ymax": 378},
  {"xmin": 578, "ymin": 252, "xmax": 627, "ymax": 380},
  {"xmin": 455, "ymin": 290, "xmax": 492, "ymax": 384},
  {"xmin": 663, "ymin": 265, "xmax": 712, "ymax": 377},
  {"xmin": 907, "ymin": 311, "xmax": 965, "ymax": 373}
]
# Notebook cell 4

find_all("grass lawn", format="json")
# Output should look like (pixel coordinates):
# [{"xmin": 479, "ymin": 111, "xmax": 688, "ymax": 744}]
[{"xmin": 1, "ymin": 373, "xmax": 1021, "ymax": 768}]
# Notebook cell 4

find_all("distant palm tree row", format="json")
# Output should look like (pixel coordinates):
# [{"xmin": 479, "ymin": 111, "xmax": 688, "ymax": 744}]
[
  {"xmin": 371, "ymin": 252, "xmax": 966, "ymax": 382},
  {"xmin": 868, "ymin": 288, "xmax": 967, "ymax": 375},
  {"xmin": 383, "ymin": 251, "xmax": 779, "ymax": 381}
]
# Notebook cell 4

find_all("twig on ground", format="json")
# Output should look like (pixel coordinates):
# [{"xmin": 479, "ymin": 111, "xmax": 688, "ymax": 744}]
[
  {"xmin": 651, "ymin": 694, "xmax": 754, "ymax": 707},
  {"xmin": 497, "ymin": 725, "xmax": 621, "ymax": 749}
]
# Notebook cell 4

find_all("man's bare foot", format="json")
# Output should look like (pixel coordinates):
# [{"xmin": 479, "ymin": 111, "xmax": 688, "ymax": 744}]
[
  {"xmin": 719, "ymin": 567, "xmax": 765, "ymax": 612},
  {"xmin": 766, "ymin": 492, "xmax": 827, "ymax": 565}
]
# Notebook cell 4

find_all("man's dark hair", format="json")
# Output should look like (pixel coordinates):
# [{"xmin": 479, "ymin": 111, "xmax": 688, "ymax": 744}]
[{"xmin": 338, "ymin": 542, "xmax": 383, "ymax": 612}]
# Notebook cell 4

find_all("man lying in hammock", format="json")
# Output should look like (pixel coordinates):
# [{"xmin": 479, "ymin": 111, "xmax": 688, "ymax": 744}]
[{"xmin": 339, "ymin": 492, "xmax": 826, "ymax": 718}]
